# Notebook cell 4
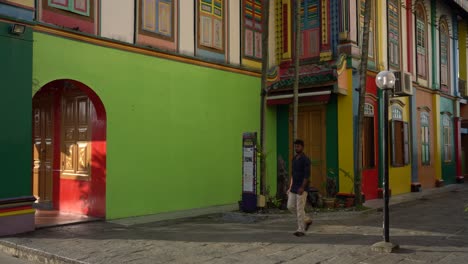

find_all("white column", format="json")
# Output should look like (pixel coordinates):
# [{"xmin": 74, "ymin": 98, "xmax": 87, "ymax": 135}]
[
  {"xmin": 100, "ymin": 0, "xmax": 135, "ymax": 43},
  {"xmin": 229, "ymin": 0, "xmax": 241, "ymax": 65},
  {"xmin": 179, "ymin": 1, "xmax": 195, "ymax": 56}
]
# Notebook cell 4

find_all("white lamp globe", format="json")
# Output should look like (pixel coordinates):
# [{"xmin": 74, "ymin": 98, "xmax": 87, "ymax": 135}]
[{"xmin": 375, "ymin": 71, "xmax": 396, "ymax": 90}]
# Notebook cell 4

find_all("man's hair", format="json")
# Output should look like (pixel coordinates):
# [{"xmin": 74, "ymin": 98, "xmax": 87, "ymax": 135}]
[{"xmin": 294, "ymin": 139, "xmax": 304, "ymax": 146}]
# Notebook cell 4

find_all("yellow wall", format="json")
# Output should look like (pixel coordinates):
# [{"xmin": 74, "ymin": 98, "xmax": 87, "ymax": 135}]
[
  {"xmin": 4, "ymin": 0, "xmax": 33, "ymax": 8},
  {"xmin": 388, "ymin": 97, "xmax": 411, "ymax": 195},
  {"xmin": 337, "ymin": 68, "xmax": 354, "ymax": 193},
  {"xmin": 243, "ymin": 58, "xmax": 261, "ymax": 70},
  {"xmin": 432, "ymin": 94, "xmax": 442, "ymax": 180},
  {"xmin": 459, "ymin": 21, "xmax": 467, "ymax": 81}
]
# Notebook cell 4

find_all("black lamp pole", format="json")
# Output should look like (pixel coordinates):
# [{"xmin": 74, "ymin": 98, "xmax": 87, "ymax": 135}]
[
  {"xmin": 382, "ymin": 88, "xmax": 390, "ymax": 242},
  {"xmin": 373, "ymin": 71, "xmax": 398, "ymax": 252}
]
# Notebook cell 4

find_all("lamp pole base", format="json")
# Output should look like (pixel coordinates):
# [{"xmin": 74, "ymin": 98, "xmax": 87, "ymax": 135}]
[{"xmin": 371, "ymin": 241, "xmax": 400, "ymax": 253}]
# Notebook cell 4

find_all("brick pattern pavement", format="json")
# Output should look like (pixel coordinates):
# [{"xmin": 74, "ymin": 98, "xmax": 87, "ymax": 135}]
[{"xmin": 1, "ymin": 183, "xmax": 467, "ymax": 264}]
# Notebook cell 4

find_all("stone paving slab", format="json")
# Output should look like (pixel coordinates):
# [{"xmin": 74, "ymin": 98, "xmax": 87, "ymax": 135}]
[{"xmin": 0, "ymin": 183, "xmax": 467, "ymax": 264}]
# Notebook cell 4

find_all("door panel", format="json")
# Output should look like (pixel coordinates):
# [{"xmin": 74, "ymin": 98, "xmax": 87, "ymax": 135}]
[
  {"xmin": 32, "ymin": 95, "xmax": 54, "ymax": 203},
  {"xmin": 290, "ymin": 106, "xmax": 326, "ymax": 193},
  {"xmin": 61, "ymin": 90, "xmax": 92, "ymax": 180}
]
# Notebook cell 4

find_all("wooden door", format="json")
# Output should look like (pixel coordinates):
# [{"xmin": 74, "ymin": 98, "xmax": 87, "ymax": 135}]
[
  {"xmin": 61, "ymin": 89, "xmax": 93, "ymax": 180},
  {"xmin": 32, "ymin": 94, "xmax": 54, "ymax": 203},
  {"xmin": 290, "ymin": 105, "xmax": 326, "ymax": 193}
]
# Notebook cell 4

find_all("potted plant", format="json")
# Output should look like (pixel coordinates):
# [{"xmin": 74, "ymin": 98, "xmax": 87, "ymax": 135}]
[{"xmin": 322, "ymin": 177, "xmax": 337, "ymax": 208}]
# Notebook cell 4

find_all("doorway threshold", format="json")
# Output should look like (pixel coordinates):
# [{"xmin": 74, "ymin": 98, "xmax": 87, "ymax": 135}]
[{"xmin": 35, "ymin": 209, "xmax": 101, "ymax": 229}]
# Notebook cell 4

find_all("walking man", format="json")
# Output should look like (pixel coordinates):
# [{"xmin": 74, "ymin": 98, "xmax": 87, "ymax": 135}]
[{"xmin": 287, "ymin": 139, "xmax": 313, "ymax": 237}]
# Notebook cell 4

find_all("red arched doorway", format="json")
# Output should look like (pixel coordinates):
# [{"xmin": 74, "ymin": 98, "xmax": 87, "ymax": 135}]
[{"xmin": 32, "ymin": 79, "xmax": 106, "ymax": 218}]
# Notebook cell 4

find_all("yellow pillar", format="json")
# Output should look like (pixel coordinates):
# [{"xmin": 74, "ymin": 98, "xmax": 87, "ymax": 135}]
[{"xmin": 337, "ymin": 69, "xmax": 354, "ymax": 193}]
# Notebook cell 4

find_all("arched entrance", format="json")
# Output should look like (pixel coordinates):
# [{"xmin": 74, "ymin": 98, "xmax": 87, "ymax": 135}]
[{"xmin": 32, "ymin": 79, "xmax": 106, "ymax": 219}]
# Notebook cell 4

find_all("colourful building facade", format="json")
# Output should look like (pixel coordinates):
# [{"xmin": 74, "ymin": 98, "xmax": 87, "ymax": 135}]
[{"xmin": 1, "ymin": 0, "xmax": 467, "ymax": 236}]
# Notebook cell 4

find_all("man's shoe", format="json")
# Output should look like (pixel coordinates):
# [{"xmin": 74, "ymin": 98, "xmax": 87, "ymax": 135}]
[
  {"xmin": 293, "ymin": 231, "xmax": 305, "ymax": 237},
  {"xmin": 305, "ymin": 220, "xmax": 313, "ymax": 231}
]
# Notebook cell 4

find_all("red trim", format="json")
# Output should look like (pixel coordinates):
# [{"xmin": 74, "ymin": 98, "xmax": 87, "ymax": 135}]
[
  {"xmin": 406, "ymin": 0, "xmax": 413, "ymax": 74},
  {"xmin": 52, "ymin": 88, "xmax": 62, "ymax": 210},
  {"xmin": 267, "ymin": 94, "xmax": 331, "ymax": 105},
  {"xmin": 362, "ymin": 76, "xmax": 379, "ymax": 200},
  {"xmin": 0, "ymin": 206, "xmax": 32, "ymax": 214}
]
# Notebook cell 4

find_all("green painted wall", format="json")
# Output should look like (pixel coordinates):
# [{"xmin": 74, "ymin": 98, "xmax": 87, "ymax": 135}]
[
  {"xmin": 276, "ymin": 105, "xmax": 289, "ymax": 171},
  {"xmin": 440, "ymin": 97, "xmax": 456, "ymax": 184},
  {"xmin": 265, "ymin": 107, "xmax": 277, "ymax": 196},
  {"xmin": 0, "ymin": 22, "xmax": 33, "ymax": 200},
  {"xmin": 326, "ymin": 94, "xmax": 339, "ymax": 185},
  {"xmin": 33, "ymin": 32, "xmax": 276, "ymax": 219}
]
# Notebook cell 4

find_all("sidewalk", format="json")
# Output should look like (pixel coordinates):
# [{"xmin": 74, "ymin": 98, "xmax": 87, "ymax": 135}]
[{"xmin": 1, "ymin": 183, "xmax": 467, "ymax": 264}]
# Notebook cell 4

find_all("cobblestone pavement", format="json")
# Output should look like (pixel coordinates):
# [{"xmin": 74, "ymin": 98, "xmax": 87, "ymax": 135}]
[{"xmin": 1, "ymin": 183, "xmax": 467, "ymax": 264}]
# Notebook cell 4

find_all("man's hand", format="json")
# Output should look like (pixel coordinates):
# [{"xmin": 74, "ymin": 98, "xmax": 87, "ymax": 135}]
[{"xmin": 297, "ymin": 187, "xmax": 304, "ymax": 195}]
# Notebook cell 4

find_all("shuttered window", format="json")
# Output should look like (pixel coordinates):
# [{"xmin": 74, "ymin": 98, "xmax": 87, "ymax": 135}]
[
  {"xmin": 48, "ymin": 0, "xmax": 90, "ymax": 16},
  {"xmin": 420, "ymin": 113, "xmax": 430, "ymax": 165},
  {"xmin": 300, "ymin": 0, "xmax": 320, "ymax": 59},
  {"xmin": 439, "ymin": 19, "xmax": 450, "ymax": 92},
  {"xmin": 415, "ymin": 4, "xmax": 427, "ymax": 78},
  {"xmin": 141, "ymin": 0, "xmax": 174, "ymax": 39},
  {"xmin": 390, "ymin": 106, "xmax": 409, "ymax": 167},
  {"xmin": 243, "ymin": 0, "xmax": 263, "ymax": 59},
  {"xmin": 363, "ymin": 103, "xmax": 375, "ymax": 169},
  {"xmin": 442, "ymin": 115, "xmax": 452, "ymax": 162},
  {"xmin": 388, "ymin": 0, "xmax": 400, "ymax": 68},
  {"xmin": 198, "ymin": 0, "xmax": 224, "ymax": 52}
]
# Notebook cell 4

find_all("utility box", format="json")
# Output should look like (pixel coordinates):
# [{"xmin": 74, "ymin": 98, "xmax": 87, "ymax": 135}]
[{"xmin": 241, "ymin": 132, "xmax": 257, "ymax": 212}]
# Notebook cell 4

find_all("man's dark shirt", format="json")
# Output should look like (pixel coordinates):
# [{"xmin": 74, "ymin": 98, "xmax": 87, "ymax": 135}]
[{"xmin": 291, "ymin": 153, "xmax": 311, "ymax": 194}]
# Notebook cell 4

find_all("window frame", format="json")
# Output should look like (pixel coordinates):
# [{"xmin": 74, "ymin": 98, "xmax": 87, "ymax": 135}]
[
  {"xmin": 420, "ymin": 112, "xmax": 430, "ymax": 165},
  {"xmin": 442, "ymin": 115, "xmax": 452, "ymax": 162},
  {"xmin": 48, "ymin": 0, "xmax": 90, "ymax": 17},
  {"xmin": 197, "ymin": 0, "xmax": 225, "ymax": 53},
  {"xmin": 387, "ymin": 0, "xmax": 400, "ymax": 69},
  {"xmin": 299, "ymin": 0, "xmax": 320, "ymax": 60},
  {"xmin": 359, "ymin": 0, "xmax": 376, "ymax": 60},
  {"xmin": 439, "ymin": 18, "xmax": 450, "ymax": 93},
  {"xmin": 415, "ymin": 4, "xmax": 427, "ymax": 79},
  {"xmin": 363, "ymin": 103, "xmax": 375, "ymax": 169},
  {"xmin": 390, "ymin": 105, "xmax": 409, "ymax": 167},
  {"xmin": 139, "ymin": 0, "xmax": 175, "ymax": 41},
  {"xmin": 242, "ymin": 0, "xmax": 263, "ymax": 60}
]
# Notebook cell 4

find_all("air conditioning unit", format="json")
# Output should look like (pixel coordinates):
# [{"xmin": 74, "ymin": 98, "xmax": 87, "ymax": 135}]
[
  {"xmin": 459, "ymin": 78, "xmax": 467, "ymax": 98},
  {"xmin": 393, "ymin": 71, "xmax": 413, "ymax": 96}
]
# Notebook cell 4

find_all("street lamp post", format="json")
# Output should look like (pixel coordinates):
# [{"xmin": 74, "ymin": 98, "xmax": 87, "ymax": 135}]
[{"xmin": 372, "ymin": 71, "xmax": 400, "ymax": 253}]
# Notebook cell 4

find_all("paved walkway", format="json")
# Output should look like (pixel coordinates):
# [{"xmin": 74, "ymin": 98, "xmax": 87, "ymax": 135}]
[{"xmin": 1, "ymin": 183, "xmax": 467, "ymax": 264}]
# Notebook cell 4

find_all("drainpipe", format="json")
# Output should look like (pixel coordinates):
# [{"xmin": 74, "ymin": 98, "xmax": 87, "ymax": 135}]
[
  {"xmin": 133, "ymin": 0, "xmax": 137, "ymax": 44},
  {"xmin": 259, "ymin": 0, "xmax": 270, "ymax": 197},
  {"xmin": 431, "ymin": 0, "xmax": 437, "ymax": 90}
]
